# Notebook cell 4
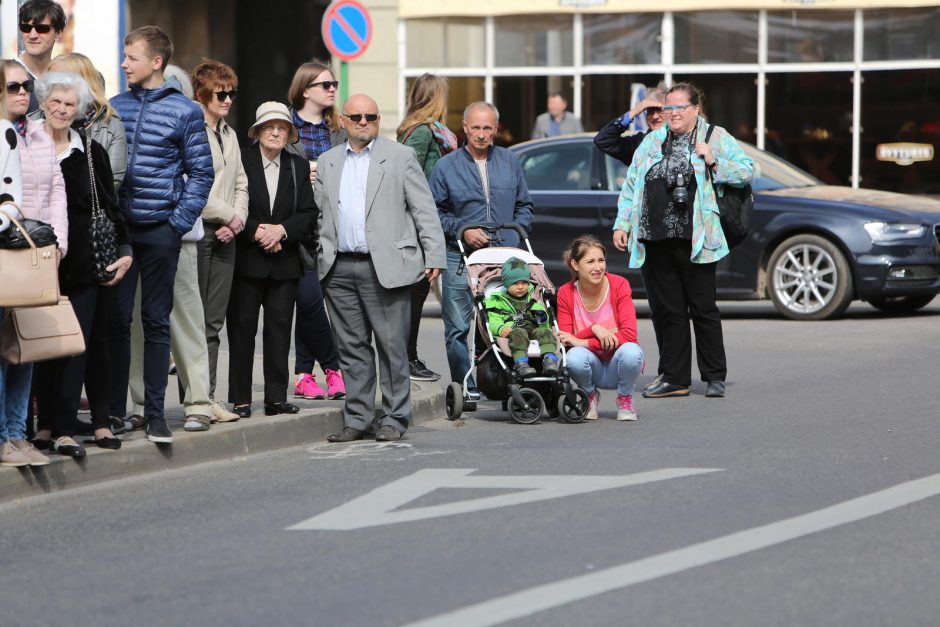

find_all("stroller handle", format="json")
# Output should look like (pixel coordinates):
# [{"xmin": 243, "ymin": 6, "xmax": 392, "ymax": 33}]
[{"xmin": 456, "ymin": 223, "xmax": 533, "ymax": 255}]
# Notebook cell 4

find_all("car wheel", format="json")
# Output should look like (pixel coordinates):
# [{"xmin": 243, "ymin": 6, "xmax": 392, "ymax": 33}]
[
  {"xmin": 767, "ymin": 234, "xmax": 853, "ymax": 320},
  {"xmin": 868, "ymin": 294, "xmax": 935, "ymax": 314}
]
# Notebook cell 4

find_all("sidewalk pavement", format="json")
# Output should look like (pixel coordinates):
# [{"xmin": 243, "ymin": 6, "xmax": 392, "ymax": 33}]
[{"xmin": 0, "ymin": 347, "xmax": 446, "ymax": 504}]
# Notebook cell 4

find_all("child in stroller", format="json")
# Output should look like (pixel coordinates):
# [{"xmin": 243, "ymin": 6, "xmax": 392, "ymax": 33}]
[{"xmin": 484, "ymin": 257, "xmax": 559, "ymax": 379}]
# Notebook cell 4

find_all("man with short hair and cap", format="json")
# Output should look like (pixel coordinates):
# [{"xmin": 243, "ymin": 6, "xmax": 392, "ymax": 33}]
[{"xmin": 483, "ymin": 257, "xmax": 558, "ymax": 379}]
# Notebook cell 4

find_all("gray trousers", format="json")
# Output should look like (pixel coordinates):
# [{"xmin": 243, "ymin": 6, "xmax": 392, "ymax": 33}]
[
  {"xmin": 197, "ymin": 226, "xmax": 236, "ymax": 398},
  {"xmin": 322, "ymin": 256, "xmax": 412, "ymax": 434}
]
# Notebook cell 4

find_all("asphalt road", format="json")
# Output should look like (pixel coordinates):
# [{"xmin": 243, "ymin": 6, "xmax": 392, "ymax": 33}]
[{"xmin": 2, "ymin": 299, "xmax": 940, "ymax": 627}]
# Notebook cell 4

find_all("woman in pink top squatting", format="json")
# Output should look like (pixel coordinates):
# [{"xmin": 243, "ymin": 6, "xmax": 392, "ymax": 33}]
[{"xmin": 556, "ymin": 235, "xmax": 644, "ymax": 421}]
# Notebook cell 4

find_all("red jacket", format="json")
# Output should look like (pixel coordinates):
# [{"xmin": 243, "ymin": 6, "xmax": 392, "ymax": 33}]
[{"xmin": 556, "ymin": 273, "xmax": 638, "ymax": 359}]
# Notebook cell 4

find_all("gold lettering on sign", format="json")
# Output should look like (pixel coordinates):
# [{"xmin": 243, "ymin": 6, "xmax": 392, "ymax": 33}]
[{"xmin": 876, "ymin": 143, "xmax": 934, "ymax": 167}]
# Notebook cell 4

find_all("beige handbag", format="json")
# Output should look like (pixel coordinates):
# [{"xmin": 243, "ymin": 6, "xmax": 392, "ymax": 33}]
[
  {"xmin": 0, "ymin": 208, "xmax": 60, "ymax": 308},
  {"xmin": 0, "ymin": 297, "xmax": 85, "ymax": 364}
]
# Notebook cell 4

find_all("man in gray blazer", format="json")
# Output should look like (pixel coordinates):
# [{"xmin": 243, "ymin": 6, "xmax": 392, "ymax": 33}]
[
  {"xmin": 315, "ymin": 93, "xmax": 447, "ymax": 442},
  {"xmin": 531, "ymin": 93, "xmax": 583, "ymax": 139}
]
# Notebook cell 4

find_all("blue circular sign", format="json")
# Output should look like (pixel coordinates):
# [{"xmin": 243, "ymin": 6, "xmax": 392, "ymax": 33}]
[{"xmin": 322, "ymin": 0, "xmax": 373, "ymax": 62}]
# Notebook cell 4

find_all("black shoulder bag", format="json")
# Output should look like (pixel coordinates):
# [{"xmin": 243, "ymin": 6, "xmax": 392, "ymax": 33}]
[
  {"xmin": 86, "ymin": 133, "xmax": 120, "ymax": 283},
  {"xmin": 704, "ymin": 124, "xmax": 753, "ymax": 249}
]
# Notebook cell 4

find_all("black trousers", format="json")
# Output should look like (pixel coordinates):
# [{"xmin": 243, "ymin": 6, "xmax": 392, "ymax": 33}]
[
  {"xmin": 407, "ymin": 277, "xmax": 431, "ymax": 362},
  {"xmin": 294, "ymin": 269, "xmax": 340, "ymax": 374},
  {"xmin": 641, "ymin": 239, "xmax": 727, "ymax": 385},
  {"xmin": 226, "ymin": 274, "xmax": 298, "ymax": 405},
  {"xmin": 36, "ymin": 282, "xmax": 115, "ymax": 437}
]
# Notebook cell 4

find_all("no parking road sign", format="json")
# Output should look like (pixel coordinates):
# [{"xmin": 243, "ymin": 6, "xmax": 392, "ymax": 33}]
[{"xmin": 322, "ymin": 0, "xmax": 373, "ymax": 62}]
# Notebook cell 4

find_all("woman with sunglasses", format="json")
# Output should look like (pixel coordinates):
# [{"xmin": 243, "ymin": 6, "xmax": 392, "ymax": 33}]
[
  {"xmin": 3, "ymin": 60, "xmax": 66, "ymax": 258},
  {"xmin": 283, "ymin": 60, "xmax": 346, "ymax": 402},
  {"xmin": 613, "ymin": 82, "xmax": 752, "ymax": 400},
  {"xmin": 396, "ymin": 73, "xmax": 458, "ymax": 383},
  {"xmin": 190, "ymin": 59, "xmax": 247, "ymax": 424},
  {"xmin": 48, "ymin": 53, "xmax": 127, "ymax": 192}
]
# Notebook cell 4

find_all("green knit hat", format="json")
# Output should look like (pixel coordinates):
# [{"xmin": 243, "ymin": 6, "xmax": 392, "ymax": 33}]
[{"xmin": 501, "ymin": 257, "xmax": 531, "ymax": 288}]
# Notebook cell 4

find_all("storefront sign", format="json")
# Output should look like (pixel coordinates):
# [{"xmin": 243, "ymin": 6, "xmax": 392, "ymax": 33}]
[
  {"xmin": 401, "ymin": 0, "xmax": 940, "ymax": 18},
  {"xmin": 876, "ymin": 143, "xmax": 934, "ymax": 167}
]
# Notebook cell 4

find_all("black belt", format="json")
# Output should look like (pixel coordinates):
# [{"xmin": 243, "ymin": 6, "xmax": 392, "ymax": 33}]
[{"xmin": 336, "ymin": 251, "xmax": 371, "ymax": 259}]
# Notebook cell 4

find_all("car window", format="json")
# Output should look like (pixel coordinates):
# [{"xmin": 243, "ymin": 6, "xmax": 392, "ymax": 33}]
[
  {"xmin": 520, "ymin": 143, "xmax": 593, "ymax": 191},
  {"xmin": 604, "ymin": 154, "xmax": 628, "ymax": 192},
  {"xmin": 740, "ymin": 142, "xmax": 819, "ymax": 191}
]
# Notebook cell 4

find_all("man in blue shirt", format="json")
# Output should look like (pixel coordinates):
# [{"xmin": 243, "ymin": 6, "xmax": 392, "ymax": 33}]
[{"xmin": 429, "ymin": 101, "xmax": 533, "ymax": 406}]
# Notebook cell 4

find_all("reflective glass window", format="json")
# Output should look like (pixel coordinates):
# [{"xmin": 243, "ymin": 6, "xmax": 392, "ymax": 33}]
[
  {"xmin": 864, "ymin": 8, "xmax": 940, "ymax": 61},
  {"xmin": 583, "ymin": 13, "xmax": 662, "ymax": 65},
  {"xmin": 493, "ymin": 76, "xmax": 576, "ymax": 144},
  {"xmin": 673, "ymin": 12, "xmax": 758, "ymax": 64},
  {"xmin": 494, "ymin": 15, "xmax": 573, "ymax": 67},
  {"xmin": 767, "ymin": 11, "xmax": 854, "ymax": 63},
  {"xmin": 406, "ymin": 18, "xmax": 485, "ymax": 68}
]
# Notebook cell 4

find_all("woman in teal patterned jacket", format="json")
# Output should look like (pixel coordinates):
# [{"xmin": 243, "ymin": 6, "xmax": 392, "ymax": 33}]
[{"xmin": 612, "ymin": 82, "xmax": 752, "ymax": 400}]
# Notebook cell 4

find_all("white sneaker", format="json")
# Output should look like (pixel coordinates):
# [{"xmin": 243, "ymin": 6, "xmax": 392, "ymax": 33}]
[
  {"xmin": 211, "ymin": 399, "xmax": 239, "ymax": 423},
  {"xmin": 616, "ymin": 394, "xmax": 637, "ymax": 421},
  {"xmin": 585, "ymin": 390, "xmax": 600, "ymax": 420}
]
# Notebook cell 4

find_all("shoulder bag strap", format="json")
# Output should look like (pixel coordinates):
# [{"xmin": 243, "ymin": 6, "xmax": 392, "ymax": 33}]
[{"xmin": 85, "ymin": 133, "xmax": 103, "ymax": 220}]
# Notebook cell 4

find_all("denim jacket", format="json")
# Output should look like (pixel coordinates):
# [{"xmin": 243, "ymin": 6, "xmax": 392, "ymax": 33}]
[{"xmin": 613, "ymin": 116, "xmax": 753, "ymax": 267}]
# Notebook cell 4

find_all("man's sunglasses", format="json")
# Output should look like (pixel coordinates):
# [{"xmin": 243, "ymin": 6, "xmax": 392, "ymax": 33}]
[
  {"xmin": 343, "ymin": 113, "xmax": 378, "ymax": 123},
  {"xmin": 215, "ymin": 90, "xmax": 238, "ymax": 102},
  {"xmin": 6, "ymin": 80, "xmax": 35, "ymax": 95},
  {"xmin": 19, "ymin": 23, "xmax": 54, "ymax": 34},
  {"xmin": 308, "ymin": 80, "xmax": 339, "ymax": 90}
]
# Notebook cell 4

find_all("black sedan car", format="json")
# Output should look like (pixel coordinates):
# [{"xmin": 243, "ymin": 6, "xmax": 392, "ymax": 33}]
[{"xmin": 510, "ymin": 133, "xmax": 940, "ymax": 320}]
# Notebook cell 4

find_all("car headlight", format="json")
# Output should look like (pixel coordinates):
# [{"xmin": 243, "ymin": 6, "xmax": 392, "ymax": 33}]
[{"xmin": 863, "ymin": 222, "xmax": 928, "ymax": 242}]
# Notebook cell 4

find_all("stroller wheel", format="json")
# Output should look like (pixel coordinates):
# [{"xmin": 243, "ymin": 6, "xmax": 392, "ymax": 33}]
[
  {"xmin": 508, "ymin": 388, "xmax": 544, "ymax": 425},
  {"xmin": 445, "ymin": 382, "xmax": 463, "ymax": 421},
  {"xmin": 558, "ymin": 388, "xmax": 590, "ymax": 423}
]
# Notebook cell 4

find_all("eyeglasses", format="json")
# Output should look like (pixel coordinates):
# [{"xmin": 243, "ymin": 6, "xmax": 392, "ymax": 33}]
[
  {"xmin": 6, "ymin": 80, "xmax": 35, "ymax": 95},
  {"xmin": 343, "ymin": 113, "xmax": 378, "ymax": 123},
  {"xmin": 19, "ymin": 22, "xmax": 53, "ymax": 34},
  {"xmin": 261, "ymin": 124, "xmax": 291, "ymax": 135},
  {"xmin": 215, "ymin": 90, "xmax": 238, "ymax": 102},
  {"xmin": 308, "ymin": 80, "xmax": 339, "ymax": 90},
  {"xmin": 663, "ymin": 104, "xmax": 694, "ymax": 113},
  {"xmin": 645, "ymin": 107, "xmax": 664, "ymax": 116}
]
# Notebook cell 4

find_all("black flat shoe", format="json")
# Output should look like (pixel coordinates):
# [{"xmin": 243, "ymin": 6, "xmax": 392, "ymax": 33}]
[
  {"xmin": 52, "ymin": 437, "xmax": 86, "ymax": 459},
  {"xmin": 642, "ymin": 380, "xmax": 690, "ymax": 398},
  {"xmin": 705, "ymin": 381, "xmax": 726, "ymax": 398},
  {"xmin": 232, "ymin": 404, "xmax": 252, "ymax": 419},
  {"xmin": 264, "ymin": 401, "xmax": 299, "ymax": 416},
  {"xmin": 327, "ymin": 427, "xmax": 365, "ymax": 443},
  {"xmin": 94, "ymin": 436, "xmax": 122, "ymax": 450},
  {"xmin": 31, "ymin": 438, "xmax": 52, "ymax": 452}
]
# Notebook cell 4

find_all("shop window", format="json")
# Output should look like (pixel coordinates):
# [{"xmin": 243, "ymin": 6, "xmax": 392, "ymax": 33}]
[
  {"xmin": 861, "ymin": 70, "xmax": 940, "ymax": 194},
  {"xmin": 673, "ymin": 12, "xmax": 758, "ymax": 64},
  {"xmin": 583, "ymin": 13, "xmax": 662, "ymax": 65},
  {"xmin": 406, "ymin": 18, "xmax": 485, "ymax": 68},
  {"xmin": 493, "ymin": 76, "xmax": 576, "ymax": 144},
  {"xmin": 764, "ymin": 72, "xmax": 853, "ymax": 185},
  {"xmin": 864, "ymin": 8, "xmax": 940, "ymax": 62},
  {"xmin": 766, "ymin": 11, "xmax": 854, "ymax": 63},
  {"xmin": 494, "ymin": 15, "xmax": 573, "ymax": 67}
]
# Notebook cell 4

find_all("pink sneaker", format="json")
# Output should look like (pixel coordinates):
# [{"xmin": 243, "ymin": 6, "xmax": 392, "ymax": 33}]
[
  {"xmin": 294, "ymin": 373, "xmax": 326, "ymax": 400},
  {"xmin": 617, "ymin": 394, "xmax": 637, "ymax": 421},
  {"xmin": 585, "ymin": 390, "xmax": 600, "ymax": 420},
  {"xmin": 325, "ymin": 369, "xmax": 346, "ymax": 399}
]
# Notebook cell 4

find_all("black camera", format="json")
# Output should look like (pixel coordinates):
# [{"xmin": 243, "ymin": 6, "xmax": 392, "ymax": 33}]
[{"xmin": 670, "ymin": 172, "xmax": 689, "ymax": 208}]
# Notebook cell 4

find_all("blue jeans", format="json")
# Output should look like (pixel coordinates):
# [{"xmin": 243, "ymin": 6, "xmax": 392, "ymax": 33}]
[
  {"xmin": 441, "ymin": 250, "xmax": 476, "ymax": 388},
  {"xmin": 566, "ymin": 343, "xmax": 644, "ymax": 396},
  {"xmin": 0, "ymin": 360, "xmax": 33, "ymax": 443}
]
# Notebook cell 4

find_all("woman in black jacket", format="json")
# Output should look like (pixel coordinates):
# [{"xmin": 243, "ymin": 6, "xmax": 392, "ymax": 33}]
[{"xmin": 31, "ymin": 72, "xmax": 133, "ymax": 458}]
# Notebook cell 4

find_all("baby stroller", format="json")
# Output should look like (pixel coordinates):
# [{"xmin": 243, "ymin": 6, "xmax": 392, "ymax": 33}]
[{"xmin": 445, "ymin": 224, "xmax": 590, "ymax": 425}]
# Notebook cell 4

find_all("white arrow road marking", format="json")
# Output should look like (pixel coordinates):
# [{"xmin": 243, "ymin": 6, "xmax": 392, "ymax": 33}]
[
  {"xmin": 403, "ymin": 471, "xmax": 940, "ymax": 627},
  {"xmin": 286, "ymin": 467, "xmax": 722, "ymax": 531}
]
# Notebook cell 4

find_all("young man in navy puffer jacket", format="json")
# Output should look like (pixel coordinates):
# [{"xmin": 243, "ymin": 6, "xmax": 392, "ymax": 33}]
[{"xmin": 109, "ymin": 25, "xmax": 214, "ymax": 444}]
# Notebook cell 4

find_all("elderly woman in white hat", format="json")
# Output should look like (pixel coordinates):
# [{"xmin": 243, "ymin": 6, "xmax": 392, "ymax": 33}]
[{"xmin": 226, "ymin": 101, "xmax": 317, "ymax": 419}]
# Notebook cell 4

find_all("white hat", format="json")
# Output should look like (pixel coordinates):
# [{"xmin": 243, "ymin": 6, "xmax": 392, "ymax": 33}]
[{"xmin": 248, "ymin": 101, "xmax": 298, "ymax": 143}]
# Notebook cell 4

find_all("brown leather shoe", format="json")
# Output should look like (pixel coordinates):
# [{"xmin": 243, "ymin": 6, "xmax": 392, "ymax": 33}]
[{"xmin": 327, "ymin": 427, "xmax": 366, "ymax": 443}]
